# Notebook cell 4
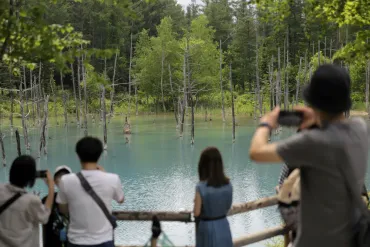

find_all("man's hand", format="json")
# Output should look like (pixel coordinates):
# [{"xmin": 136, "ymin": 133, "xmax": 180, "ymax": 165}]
[
  {"xmin": 260, "ymin": 107, "xmax": 280, "ymax": 129},
  {"xmin": 45, "ymin": 170, "xmax": 54, "ymax": 190},
  {"xmin": 294, "ymin": 106, "xmax": 317, "ymax": 129}
]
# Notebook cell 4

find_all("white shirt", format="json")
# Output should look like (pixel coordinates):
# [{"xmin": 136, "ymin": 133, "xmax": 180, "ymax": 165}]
[{"xmin": 56, "ymin": 170, "xmax": 124, "ymax": 245}]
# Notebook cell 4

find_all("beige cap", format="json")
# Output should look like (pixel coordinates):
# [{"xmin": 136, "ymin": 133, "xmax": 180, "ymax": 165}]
[{"xmin": 54, "ymin": 165, "xmax": 72, "ymax": 176}]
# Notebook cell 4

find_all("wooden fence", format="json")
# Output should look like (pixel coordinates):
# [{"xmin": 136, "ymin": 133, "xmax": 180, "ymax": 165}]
[{"xmin": 113, "ymin": 195, "xmax": 288, "ymax": 247}]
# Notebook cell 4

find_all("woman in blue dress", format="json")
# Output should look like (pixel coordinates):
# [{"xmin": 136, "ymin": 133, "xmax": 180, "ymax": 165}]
[{"xmin": 194, "ymin": 147, "xmax": 233, "ymax": 247}]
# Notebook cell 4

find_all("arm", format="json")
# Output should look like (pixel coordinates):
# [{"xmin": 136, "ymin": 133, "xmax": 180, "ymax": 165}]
[
  {"xmin": 193, "ymin": 190, "xmax": 202, "ymax": 217},
  {"xmin": 44, "ymin": 170, "xmax": 55, "ymax": 211},
  {"xmin": 249, "ymin": 127, "xmax": 282, "ymax": 163},
  {"xmin": 113, "ymin": 175, "xmax": 125, "ymax": 204},
  {"xmin": 56, "ymin": 178, "xmax": 69, "ymax": 215}
]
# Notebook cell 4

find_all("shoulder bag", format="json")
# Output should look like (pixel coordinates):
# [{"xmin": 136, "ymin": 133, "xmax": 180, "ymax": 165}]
[
  {"xmin": 0, "ymin": 193, "xmax": 22, "ymax": 216},
  {"xmin": 76, "ymin": 172, "xmax": 117, "ymax": 229}
]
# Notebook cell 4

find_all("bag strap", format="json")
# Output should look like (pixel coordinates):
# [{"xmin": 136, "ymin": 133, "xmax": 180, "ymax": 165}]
[
  {"xmin": 0, "ymin": 193, "xmax": 22, "ymax": 216},
  {"xmin": 76, "ymin": 172, "xmax": 116, "ymax": 229}
]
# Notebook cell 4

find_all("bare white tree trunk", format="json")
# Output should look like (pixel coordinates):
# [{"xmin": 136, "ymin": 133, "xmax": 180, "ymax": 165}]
[
  {"xmin": 39, "ymin": 95, "xmax": 49, "ymax": 158},
  {"xmin": 109, "ymin": 50, "xmax": 118, "ymax": 121},
  {"xmin": 128, "ymin": 32, "xmax": 133, "ymax": 116},
  {"xmin": 10, "ymin": 92, "xmax": 14, "ymax": 133},
  {"xmin": 15, "ymin": 129, "xmax": 21, "ymax": 156},
  {"xmin": 160, "ymin": 50, "xmax": 166, "ymax": 112},
  {"xmin": 60, "ymin": 72, "xmax": 68, "ymax": 127},
  {"xmin": 19, "ymin": 87, "xmax": 30, "ymax": 150},
  {"xmin": 71, "ymin": 63, "xmax": 79, "ymax": 125},
  {"xmin": 276, "ymin": 47, "xmax": 281, "ymax": 107},
  {"xmin": 219, "ymin": 40, "xmax": 225, "ymax": 122},
  {"xmin": 0, "ymin": 129, "xmax": 5, "ymax": 166},
  {"xmin": 330, "ymin": 39, "xmax": 333, "ymax": 63},
  {"xmin": 77, "ymin": 56, "xmax": 83, "ymax": 126},
  {"xmin": 180, "ymin": 52, "xmax": 187, "ymax": 137},
  {"xmin": 43, "ymin": 95, "xmax": 49, "ymax": 155},
  {"xmin": 285, "ymin": 31, "xmax": 289, "ymax": 110},
  {"xmin": 366, "ymin": 60, "xmax": 370, "ymax": 116},
  {"xmin": 295, "ymin": 57, "xmax": 302, "ymax": 105},
  {"xmin": 229, "ymin": 63, "xmax": 235, "ymax": 143},
  {"xmin": 255, "ymin": 24, "xmax": 262, "ymax": 117},
  {"xmin": 101, "ymin": 85, "xmax": 107, "ymax": 150},
  {"xmin": 268, "ymin": 56, "xmax": 274, "ymax": 110},
  {"xmin": 168, "ymin": 64, "xmax": 178, "ymax": 125},
  {"xmin": 82, "ymin": 55, "xmax": 88, "ymax": 136}
]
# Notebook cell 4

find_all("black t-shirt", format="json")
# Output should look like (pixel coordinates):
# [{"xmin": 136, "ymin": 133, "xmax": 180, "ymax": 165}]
[{"xmin": 42, "ymin": 192, "xmax": 69, "ymax": 247}]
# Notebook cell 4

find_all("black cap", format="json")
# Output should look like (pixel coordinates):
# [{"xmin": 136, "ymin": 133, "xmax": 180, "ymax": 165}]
[{"xmin": 303, "ymin": 64, "xmax": 352, "ymax": 114}]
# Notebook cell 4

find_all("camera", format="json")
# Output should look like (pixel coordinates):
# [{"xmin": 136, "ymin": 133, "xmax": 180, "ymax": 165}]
[{"xmin": 35, "ymin": 170, "xmax": 47, "ymax": 178}]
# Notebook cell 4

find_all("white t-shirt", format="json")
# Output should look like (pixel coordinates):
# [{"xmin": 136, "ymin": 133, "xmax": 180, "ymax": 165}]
[{"xmin": 56, "ymin": 170, "xmax": 124, "ymax": 245}]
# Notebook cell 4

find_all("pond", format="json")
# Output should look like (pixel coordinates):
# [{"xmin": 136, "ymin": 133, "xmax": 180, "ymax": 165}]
[{"xmin": 1, "ymin": 114, "xmax": 364, "ymax": 246}]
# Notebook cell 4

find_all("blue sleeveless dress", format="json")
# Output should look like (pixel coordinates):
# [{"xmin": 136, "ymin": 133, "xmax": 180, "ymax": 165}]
[{"xmin": 196, "ymin": 181, "xmax": 233, "ymax": 247}]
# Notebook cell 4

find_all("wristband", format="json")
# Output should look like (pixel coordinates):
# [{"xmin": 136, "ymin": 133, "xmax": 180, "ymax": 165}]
[{"xmin": 258, "ymin": 122, "xmax": 273, "ymax": 133}]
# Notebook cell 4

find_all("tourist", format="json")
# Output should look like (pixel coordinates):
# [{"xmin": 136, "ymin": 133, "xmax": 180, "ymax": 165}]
[
  {"xmin": 56, "ymin": 137, "xmax": 125, "ymax": 247},
  {"xmin": 194, "ymin": 147, "xmax": 233, "ymax": 247},
  {"xmin": 249, "ymin": 64, "xmax": 368, "ymax": 247},
  {"xmin": 42, "ymin": 165, "xmax": 72, "ymax": 247},
  {"xmin": 0, "ymin": 155, "xmax": 54, "ymax": 247}
]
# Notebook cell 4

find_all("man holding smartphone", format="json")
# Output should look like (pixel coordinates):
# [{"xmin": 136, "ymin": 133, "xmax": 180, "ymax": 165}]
[{"xmin": 249, "ymin": 64, "xmax": 368, "ymax": 247}]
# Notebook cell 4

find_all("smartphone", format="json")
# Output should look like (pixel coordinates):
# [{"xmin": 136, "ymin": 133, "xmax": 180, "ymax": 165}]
[
  {"xmin": 35, "ymin": 170, "xmax": 47, "ymax": 178},
  {"xmin": 278, "ymin": 111, "xmax": 303, "ymax": 127}
]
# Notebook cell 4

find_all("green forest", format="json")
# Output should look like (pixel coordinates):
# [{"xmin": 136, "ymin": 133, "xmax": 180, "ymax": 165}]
[{"xmin": 1, "ymin": 0, "xmax": 370, "ymax": 135}]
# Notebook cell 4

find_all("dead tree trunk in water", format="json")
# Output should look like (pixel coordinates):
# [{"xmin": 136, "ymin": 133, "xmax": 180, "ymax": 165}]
[
  {"xmin": 285, "ymin": 32, "xmax": 289, "ymax": 110},
  {"xmin": 0, "ymin": 129, "xmax": 6, "ymax": 166},
  {"xmin": 39, "ymin": 95, "xmax": 49, "ymax": 158},
  {"xmin": 268, "ymin": 57, "xmax": 274, "ymax": 110},
  {"xmin": 101, "ymin": 85, "xmax": 107, "ymax": 150},
  {"xmin": 82, "ymin": 56, "xmax": 88, "ymax": 136},
  {"xmin": 160, "ymin": 50, "xmax": 166, "ymax": 112},
  {"xmin": 15, "ymin": 129, "xmax": 21, "ymax": 156},
  {"xmin": 128, "ymin": 32, "xmax": 133, "ymax": 116},
  {"xmin": 219, "ymin": 40, "xmax": 225, "ymax": 122},
  {"xmin": 30, "ymin": 70, "xmax": 35, "ymax": 125},
  {"xmin": 295, "ymin": 57, "xmax": 302, "ymax": 105},
  {"xmin": 180, "ymin": 52, "xmax": 187, "ymax": 137},
  {"xmin": 229, "ymin": 63, "xmax": 236, "ymax": 143},
  {"xmin": 109, "ymin": 50, "xmax": 118, "ymax": 121},
  {"xmin": 318, "ymin": 40, "xmax": 321, "ymax": 66},
  {"xmin": 50, "ymin": 75, "xmax": 58, "ymax": 126},
  {"xmin": 19, "ymin": 88, "xmax": 30, "ymax": 150},
  {"xmin": 255, "ymin": 25, "xmax": 262, "ymax": 117},
  {"xmin": 71, "ymin": 63, "xmax": 80, "ymax": 125},
  {"xmin": 168, "ymin": 64, "xmax": 178, "ymax": 125},
  {"xmin": 43, "ymin": 95, "xmax": 49, "ymax": 155},
  {"xmin": 22, "ymin": 66, "xmax": 28, "ymax": 113},
  {"xmin": 77, "ymin": 56, "xmax": 83, "ymax": 127},
  {"xmin": 60, "ymin": 72, "xmax": 68, "ymax": 127},
  {"xmin": 10, "ymin": 92, "xmax": 14, "ymax": 133},
  {"xmin": 366, "ymin": 60, "xmax": 370, "ymax": 117},
  {"xmin": 276, "ymin": 47, "xmax": 281, "ymax": 107}
]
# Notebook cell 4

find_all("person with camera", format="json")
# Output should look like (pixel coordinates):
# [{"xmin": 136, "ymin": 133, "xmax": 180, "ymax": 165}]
[
  {"xmin": 56, "ymin": 137, "xmax": 124, "ymax": 247},
  {"xmin": 249, "ymin": 64, "xmax": 368, "ymax": 247},
  {"xmin": 42, "ymin": 165, "xmax": 72, "ymax": 247},
  {"xmin": 0, "ymin": 155, "xmax": 54, "ymax": 247}
]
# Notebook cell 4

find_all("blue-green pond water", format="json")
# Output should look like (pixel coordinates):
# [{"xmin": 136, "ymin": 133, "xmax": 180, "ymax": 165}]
[{"xmin": 1, "ymin": 114, "xmax": 368, "ymax": 246}]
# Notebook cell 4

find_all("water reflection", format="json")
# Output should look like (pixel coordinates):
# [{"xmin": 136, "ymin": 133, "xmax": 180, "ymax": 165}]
[{"xmin": 0, "ymin": 115, "xmax": 286, "ymax": 246}]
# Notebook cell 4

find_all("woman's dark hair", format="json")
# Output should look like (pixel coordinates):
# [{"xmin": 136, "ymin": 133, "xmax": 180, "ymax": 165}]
[
  {"xmin": 198, "ymin": 147, "xmax": 230, "ymax": 187},
  {"xmin": 9, "ymin": 155, "xmax": 36, "ymax": 188}
]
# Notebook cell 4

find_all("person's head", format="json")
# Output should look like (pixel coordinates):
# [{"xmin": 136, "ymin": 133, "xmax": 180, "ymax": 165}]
[
  {"xmin": 76, "ymin": 137, "xmax": 103, "ymax": 164},
  {"xmin": 54, "ymin": 165, "xmax": 72, "ymax": 187},
  {"xmin": 9, "ymin": 155, "xmax": 36, "ymax": 188},
  {"xmin": 303, "ymin": 64, "xmax": 351, "ymax": 123},
  {"xmin": 198, "ymin": 147, "xmax": 229, "ymax": 187}
]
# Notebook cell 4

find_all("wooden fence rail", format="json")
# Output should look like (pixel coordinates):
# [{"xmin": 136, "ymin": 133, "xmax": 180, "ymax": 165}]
[
  {"xmin": 113, "ymin": 195, "xmax": 278, "ymax": 222},
  {"xmin": 112, "ymin": 195, "xmax": 283, "ymax": 247}
]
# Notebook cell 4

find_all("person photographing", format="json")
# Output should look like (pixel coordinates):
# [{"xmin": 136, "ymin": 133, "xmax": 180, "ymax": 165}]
[
  {"xmin": 249, "ymin": 64, "xmax": 368, "ymax": 247},
  {"xmin": 0, "ymin": 155, "xmax": 54, "ymax": 247},
  {"xmin": 42, "ymin": 165, "xmax": 72, "ymax": 247}
]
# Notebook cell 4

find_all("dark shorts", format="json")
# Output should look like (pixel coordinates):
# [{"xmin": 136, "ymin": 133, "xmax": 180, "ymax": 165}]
[{"xmin": 67, "ymin": 241, "xmax": 114, "ymax": 247}]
